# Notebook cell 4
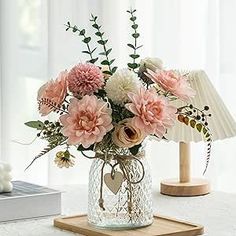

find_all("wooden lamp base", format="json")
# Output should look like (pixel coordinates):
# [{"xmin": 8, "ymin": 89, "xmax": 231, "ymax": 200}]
[
  {"xmin": 160, "ymin": 142, "xmax": 210, "ymax": 197},
  {"xmin": 161, "ymin": 178, "xmax": 210, "ymax": 197}
]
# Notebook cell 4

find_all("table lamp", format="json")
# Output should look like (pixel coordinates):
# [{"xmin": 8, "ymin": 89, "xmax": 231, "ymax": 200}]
[{"xmin": 160, "ymin": 70, "xmax": 236, "ymax": 196}]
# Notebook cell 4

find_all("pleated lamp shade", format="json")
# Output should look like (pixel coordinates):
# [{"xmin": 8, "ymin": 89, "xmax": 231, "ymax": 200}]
[{"xmin": 166, "ymin": 70, "xmax": 236, "ymax": 142}]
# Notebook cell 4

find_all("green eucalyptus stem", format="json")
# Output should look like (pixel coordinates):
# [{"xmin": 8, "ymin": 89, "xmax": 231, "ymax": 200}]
[
  {"xmin": 90, "ymin": 14, "xmax": 117, "ymax": 75},
  {"xmin": 127, "ymin": 9, "xmax": 142, "ymax": 71},
  {"xmin": 65, "ymin": 22, "xmax": 98, "ymax": 64}
]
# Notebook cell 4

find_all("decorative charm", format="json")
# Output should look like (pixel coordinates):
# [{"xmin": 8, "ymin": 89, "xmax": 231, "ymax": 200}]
[
  {"xmin": 24, "ymin": 9, "xmax": 212, "ymax": 229},
  {"xmin": 104, "ymin": 171, "xmax": 123, "ymax": 195},
  {"xmin": 0, "ymin": 163, "xmax": 13, "ymax": 193}
]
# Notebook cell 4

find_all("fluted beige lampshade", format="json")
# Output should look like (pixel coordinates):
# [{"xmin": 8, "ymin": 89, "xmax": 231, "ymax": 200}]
[{"xmin": 166, "ymin": 70, "xmax": 236, "ymax": 142}]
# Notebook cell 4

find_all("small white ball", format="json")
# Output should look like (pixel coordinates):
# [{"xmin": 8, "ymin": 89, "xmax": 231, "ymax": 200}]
[
  {"xmin": 2, "ymin": 181, "xmax": 13, "ymax": 192},
  {"xmin": 4, "ymin": 173, "xmax": 12, "ymax": 181}
]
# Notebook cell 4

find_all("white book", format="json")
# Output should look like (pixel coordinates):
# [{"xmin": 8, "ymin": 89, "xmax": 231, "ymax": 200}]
[{"xmin": 0, "ymin": 181, "xmax": 61, "ymax": 222}]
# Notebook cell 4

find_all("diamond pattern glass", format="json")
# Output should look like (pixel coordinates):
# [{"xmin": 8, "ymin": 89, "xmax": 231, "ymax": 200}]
[{"xmin": 87, "ymin": 149, "xmax": 153, "ymax": 229}]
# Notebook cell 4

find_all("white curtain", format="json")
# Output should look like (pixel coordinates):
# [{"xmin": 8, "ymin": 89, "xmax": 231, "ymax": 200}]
[{"xmin": 1, "ymin": 0, "xmax": 236, "ymax": 192}]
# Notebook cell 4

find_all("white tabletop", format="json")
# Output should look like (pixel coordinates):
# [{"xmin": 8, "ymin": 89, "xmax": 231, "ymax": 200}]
[{"xmin": 0, "ymin": 185, "xmax": 235, "ymax": 236}]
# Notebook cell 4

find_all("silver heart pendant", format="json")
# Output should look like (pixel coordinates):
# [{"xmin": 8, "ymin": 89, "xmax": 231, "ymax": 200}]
[{"xmin": 104, "ymin": 171, "xmax": 124, "ymax": 195}]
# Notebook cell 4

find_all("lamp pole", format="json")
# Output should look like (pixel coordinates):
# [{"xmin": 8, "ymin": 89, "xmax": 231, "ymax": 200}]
[{"xmin": 179, "ymin": 142, "xmax": 191, "ymax": 183}]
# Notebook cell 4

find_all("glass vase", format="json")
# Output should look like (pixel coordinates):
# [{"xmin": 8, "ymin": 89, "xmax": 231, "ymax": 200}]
[{"xmin": 87, "ymin": 148, "xmax": 153, "ymax": 229}]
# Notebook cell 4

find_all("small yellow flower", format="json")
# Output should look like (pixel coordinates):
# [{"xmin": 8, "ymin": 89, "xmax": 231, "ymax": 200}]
[{"xmin": 54, "ymin": 151, "xmax": 75, "ymax": 168}]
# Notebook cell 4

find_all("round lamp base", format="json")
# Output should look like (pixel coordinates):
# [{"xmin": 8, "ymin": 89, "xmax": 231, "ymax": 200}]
[{"xmin": 160, "ymin": 178, "xmax": 210, "ymax": 197}]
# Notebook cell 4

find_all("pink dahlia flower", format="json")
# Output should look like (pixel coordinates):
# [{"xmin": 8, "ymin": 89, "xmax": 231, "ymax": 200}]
[
  {"xmin": 60, "ymin": 96, "xmax": 113, "ymax": 148},
  {"xmin": 125, "ymin": 88, "xmax": 177, "ymax": 137},
  {"xmin": 146, "ymin": 69, "xmax": 196, "ymax": 101},
  {"xmin": 37, "ymin": 71, "xmax": 68, "ymax": 116},
  {"xmin": 67, "ymin": 63, "xmax": 104, "ymax": 96}
]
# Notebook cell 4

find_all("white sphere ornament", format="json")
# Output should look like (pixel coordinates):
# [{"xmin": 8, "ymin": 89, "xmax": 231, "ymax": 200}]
[
  {"xmin": 2, "ymin": 181, "xmax": 13, "ymax": 192},
  {"xmin": 0, "ymin": 162, "xmax": 13, "ymax": 193}
]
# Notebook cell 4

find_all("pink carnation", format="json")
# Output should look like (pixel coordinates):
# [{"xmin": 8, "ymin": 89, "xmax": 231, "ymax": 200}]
[
  {"xmin": 37, "ymin": 71, "xmax": 68, "ymax": 116},
  {"xmin": 67, "ymin": 63, "xmax": 104, "ymax": 96},
  {"xmin": 125, "ymin": 88, "xmax": 176, "ymax": 137},
  {"xmin": 60, "ymin": 96, "xmax": 113, "ymax": 148},
  {"xmin": 146, "ymin": 69, "xmax": 196, "ymax": 101}
]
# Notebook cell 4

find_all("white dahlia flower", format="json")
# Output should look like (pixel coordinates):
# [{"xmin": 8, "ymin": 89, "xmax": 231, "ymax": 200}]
[{"xmin": 105, "ymin": 69, "xmax": 141, "ymax": 105}]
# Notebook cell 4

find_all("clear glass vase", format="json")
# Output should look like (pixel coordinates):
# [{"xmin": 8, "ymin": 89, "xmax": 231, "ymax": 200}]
[{"xmin": 87, "ymin": 148, "xmax": 153, "ymax": 229}]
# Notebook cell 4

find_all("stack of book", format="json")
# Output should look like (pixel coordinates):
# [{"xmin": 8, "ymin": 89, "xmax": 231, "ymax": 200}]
[{"xmin": 0, "ymin": 181, "xmax": 61, "ymax": 222}]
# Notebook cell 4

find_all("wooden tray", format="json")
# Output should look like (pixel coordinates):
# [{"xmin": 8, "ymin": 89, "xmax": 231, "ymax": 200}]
[{"xmin": 54, "ymin": 214, "xmax": 204, "ymax": 236}]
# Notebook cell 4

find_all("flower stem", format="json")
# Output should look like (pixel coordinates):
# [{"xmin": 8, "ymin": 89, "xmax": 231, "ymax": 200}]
[{"xmin": 65, "ymin": 22, "xmax": 98, "ymax": 64}]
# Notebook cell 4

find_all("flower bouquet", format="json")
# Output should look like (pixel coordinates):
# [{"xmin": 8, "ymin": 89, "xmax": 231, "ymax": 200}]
[{"xmin": 25, "ymin": 9, "xmax": 212, "ymax": 229}]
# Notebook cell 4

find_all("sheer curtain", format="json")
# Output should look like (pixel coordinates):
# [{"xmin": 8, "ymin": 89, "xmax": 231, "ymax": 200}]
[{"xmin": 1, "ymin": 0, "xmax": 236, "ymax": 191}]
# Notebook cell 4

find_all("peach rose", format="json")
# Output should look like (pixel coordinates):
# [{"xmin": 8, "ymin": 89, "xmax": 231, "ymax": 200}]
[
  {"xmin": 112, "ymin": 119, "xmax": 145, "ymax": 148},
  {"xmin": 38, "ymin": 71, "xmax": 68, "ymax": 116}
]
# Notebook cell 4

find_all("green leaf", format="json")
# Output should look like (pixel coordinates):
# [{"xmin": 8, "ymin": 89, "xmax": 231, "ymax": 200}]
[
  {"xmin": 132, "ymin": 33, "xmax": 140, "ymax": 38},
  {"xmin": 106, "ymin": 48, "xmax": 112, "ymax": 55},
  {"xmin": 83, "ymin": 37, "xmax": 91, "ymax": 43},
  {"xmin": 92, "ymin": 23, "xmax": 100, "ymax": 29},
  {"xmin": 101, "ymin": 60, "xmax": 110, "ymax": 65},
  {"xmin": 129, "ymin": 144, "xmax": 141, "ymax": 156},
  {"xmin": 99, "ymin": 52, "xmax": 106, "ymax": 56},
  {"xmin": 82, "ymin": 51, "xmax": 90, "ymax": 54},
  {"xmin": 136, "ymin": 45, "xmax": 143, "ymax": 49},
  {"xmin": 128, "ymin": 63, "xmax": 139, "ymax": 69},
  {"xmin": 103, "ymin": 70, "xmax": 112, "ymax": 75},
  {"xmin": 25, "ymin": 121, "xmax": 45, "ymax": 130},
  {"xmin": 129, "ymin": 54, "xmax": 140, "ymax": 59},
  {"xmin": 95, "ymin": 31, "xmax": 104, "ymax": 37},
  {"xmin": 131, "ymin": 24, "xmax": 138, "ymax": 29},
  {"xmin": 109, "ymin": 59, "xmax": 115, "ymax": 65},
  {"xmin": 97, "ymin": 40, "xmax": 108, "ymax": 45},
  {"xmin": 127, "ymin": 43, "xmax": 136, "ymax": 49},
  {"xmin": 112, "ymin": 67, "xmax": 118, "ymax": 73},
  {"xmin": 89, "ymin": 58, "xmax": 99, "ymax": 64},
  {"xmin": 72, "ymin": 26, "xmax": 78, "ymax": 32},
  {"xmin": 91, "ymin": 47, "xmax": 97, "ymax": 54},
  {"xmin": 79, "ymin": 29, "xmax": 85, "ymax": 35},
  {"xmin": 130, "ymin": 16, "xmax": 137, "ymax": 21}
]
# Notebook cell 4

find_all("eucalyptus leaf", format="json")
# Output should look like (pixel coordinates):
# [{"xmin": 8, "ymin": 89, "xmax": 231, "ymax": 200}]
[
  {"xmin": 25, "ymin": 121, "xmax": 45, "ymax": 130},
  {"xmin": 132, "ymin": 33, "xmax": 140, "ymax": 38},
  {"xmin": 83, "ymin": 37, "xmax": 91, "ymax": 43},
  {"xmin": 109, "ymin": 59, "xmax": 115, "ymax": 65},
  {"xmin": 82, "ymin": 51, "xmax": 90, "ymax": 54},
  {"xmin": 79, "ymin": 29, "xmax": 85, "ymax": 35},
  {"xmin": 106, "ymin": 48, "xmax": 112, "ymax": 55},
  {"xmin": 132, "ymin": 24, "xmax": 138, "ymax": 29},
  {"xmin": 112, "ymin": 67, "xmax": 118, "ymax": 73},
  {"xmin": 92, "ymin": 23, "xmax": 100, "ymax": 29},
  {"xmin": 128, "ymin": 63, "xmax": 139, "ymax": 69},
  {"xmin": 130, "ymin": 54, "xmax": 140, "ymax": 59},
  {"xmin": 130, "ymin": 16, "xmax": 137, "ymax": 21},
  {"xmin": 101, "ymin": 60, "xmax": 110, "ymax": 65},
  {"xmin": 103, "ymin": 70, "xmax": 112, "ymax": 75},
  {"xmin": 89, "ymin": 58, "xmax": 99, "ymax": 64},
  {"xmin": 127, "ymin": 43, "xmax": 135, "ymax": 49}
]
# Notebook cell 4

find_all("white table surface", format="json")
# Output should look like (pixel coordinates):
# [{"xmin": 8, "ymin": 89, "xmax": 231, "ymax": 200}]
[{"xmin": 0, "ymin": 185, "xmax": 236, "ymax": 236}]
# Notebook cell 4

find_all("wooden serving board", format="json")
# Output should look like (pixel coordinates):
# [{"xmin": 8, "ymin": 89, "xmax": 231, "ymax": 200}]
[{"xmin": 54, "ymin": 215, "xmax": 204, "ymax": 236}]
